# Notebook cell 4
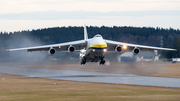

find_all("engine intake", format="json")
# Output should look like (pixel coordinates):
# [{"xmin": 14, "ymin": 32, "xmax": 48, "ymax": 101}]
[
  {"xmin": 68, "ymin": 45, "xmax": 75, "ymax": 53},
  {"xmin": 48, "ymin": 48, "xmax": 56, "ymax": 55},
  {"xmin": 115, "ymin": 45, "xmax": 122, "ymax": 53},
  {"xmin": 132, "ymin": 48, "xmax": 140, "ymax": 55}
]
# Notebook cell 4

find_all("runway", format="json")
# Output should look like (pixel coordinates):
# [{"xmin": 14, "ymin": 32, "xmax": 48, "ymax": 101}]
[{"xmin": 0, "ymin": 66, "xmax": 180, "ymax": 88}]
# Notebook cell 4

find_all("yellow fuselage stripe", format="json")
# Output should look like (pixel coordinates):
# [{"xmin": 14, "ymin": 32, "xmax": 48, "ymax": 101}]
[{"xmin": 87, "ymin": 44, "xmax": 107, "ymax": 50}]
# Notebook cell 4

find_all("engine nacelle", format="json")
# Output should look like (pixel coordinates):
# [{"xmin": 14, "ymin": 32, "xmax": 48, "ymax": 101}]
[
  {"xmin": 68, "ymin": 45, "xmax": 75, "ymax": 53},
  {"xmin": 132, "ymin": 48, "xmax": 140, "ymax": 55},
  {"xmin": 115, "ymin": 45, "xmax": 123, "ymax": 53},
  {"xmin": 48, "ymin": 48, "xmax": 56, "ymax": 55}
]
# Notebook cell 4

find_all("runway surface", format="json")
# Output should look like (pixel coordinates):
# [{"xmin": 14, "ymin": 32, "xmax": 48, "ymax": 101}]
[{"xmin": 0, "ymin": 66, "xmax": 180, "ymax": 88}]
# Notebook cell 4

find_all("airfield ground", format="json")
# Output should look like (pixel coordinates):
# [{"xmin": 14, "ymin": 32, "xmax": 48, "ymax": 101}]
[
  {"xmin": 0, "ymin": 62, "xmax": 180, "ymax": 101},
  {"xmin": 0, "ymin": 73, "xmax": 180, "ymax": 101}
]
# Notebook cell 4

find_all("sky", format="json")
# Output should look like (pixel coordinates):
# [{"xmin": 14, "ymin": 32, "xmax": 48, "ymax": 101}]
[{"xmin": 0, "ymin": 0, "xmax": 180, "ymax": 32}]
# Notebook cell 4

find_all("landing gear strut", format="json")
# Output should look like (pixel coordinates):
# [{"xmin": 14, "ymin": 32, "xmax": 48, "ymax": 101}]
[{"xmin": 81, "ymin": 57, "xmax": 86, "ymax": 65}]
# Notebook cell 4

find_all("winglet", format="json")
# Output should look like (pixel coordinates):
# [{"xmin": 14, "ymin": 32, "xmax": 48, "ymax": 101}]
[{"xmin": 84, "ymin": 24, "xmax": 88, "ymax": 41}]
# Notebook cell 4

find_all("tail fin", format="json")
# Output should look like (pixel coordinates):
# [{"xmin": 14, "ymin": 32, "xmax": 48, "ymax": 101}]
[{"xmin": 84, "ymin": 24, "xmax": 88, "ymax": 41}]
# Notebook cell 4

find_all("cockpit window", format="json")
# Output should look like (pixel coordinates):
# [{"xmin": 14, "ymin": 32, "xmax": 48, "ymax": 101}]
[
  {"xmin": 93, "ymin": 34, "xmax": 102, "ymax": 39},
  {"xmin": 95, "ymin": 34, "xmax": 102, "ymax": 37}
]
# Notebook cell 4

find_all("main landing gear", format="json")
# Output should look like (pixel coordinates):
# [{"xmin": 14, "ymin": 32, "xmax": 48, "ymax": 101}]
[
  {"xmin": 99, "ymin": 57, "xmax": 105, "ymax": 65},
  {"xmin": 99, "ymin": 59, "xmax": 105, "ymax": 65},
  {"xmin": 81, "ymin": 57, "xmax": 86, "ymax": 65},
  {"xmin": 80, "ymin": 56, "xmax": 105, "ymax": 65}
]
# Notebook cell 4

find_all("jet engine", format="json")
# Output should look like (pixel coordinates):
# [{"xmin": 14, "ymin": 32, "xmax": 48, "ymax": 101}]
[
  {"xmin": 132, "ymin": 47, "xmax": 140, "ymax": 55},
  {"xmin": 115, "ymin": 45, "xmax": 123, "ymax": 53},
  {"xmin": 68, "ymin": 45, "xmax": 75, "ymax": 53},
  {"xmin": 48, "ymin": 48, "xmax": 56, "ymax": 55}
]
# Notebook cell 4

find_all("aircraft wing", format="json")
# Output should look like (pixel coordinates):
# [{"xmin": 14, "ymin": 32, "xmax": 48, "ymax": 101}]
[
  {"xmin": 105, "ymin": 39, "xmax": 176, "ymax": 51},
  {"xmin": 4, "ymin": 40, "xmax": 86, "ymax": 52}
]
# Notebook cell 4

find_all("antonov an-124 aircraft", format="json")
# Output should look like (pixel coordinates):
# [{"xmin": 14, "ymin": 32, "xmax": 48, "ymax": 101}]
[{"xmin": 4, "ymin": 24, "xmax": 176, "ymax": 65}]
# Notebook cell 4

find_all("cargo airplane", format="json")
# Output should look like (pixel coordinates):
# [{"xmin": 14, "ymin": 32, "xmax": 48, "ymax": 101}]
[{"xmin": 4, "ymin": 25, "xmax": 176, "ymax": 65}]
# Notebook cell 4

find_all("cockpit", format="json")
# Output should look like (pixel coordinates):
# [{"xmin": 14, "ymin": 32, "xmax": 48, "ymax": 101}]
[{"xmin": 94, "ymin": 34, "xmax": 102, "ymax": 38}]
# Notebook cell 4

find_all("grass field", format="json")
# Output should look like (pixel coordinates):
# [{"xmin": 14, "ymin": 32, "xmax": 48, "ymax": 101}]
[{"xmin": 0, "ymin": 73, "xmax": 180, "ymax": 101}]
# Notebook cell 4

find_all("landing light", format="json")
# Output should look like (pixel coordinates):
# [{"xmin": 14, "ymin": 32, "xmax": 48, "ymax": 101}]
[
  {"xmin": 123, "ymin": 45, "xmax": 127, "ymax": 49},
  {"xmin": 103, "ymin": 49, "xmax": 107, "ymax": 53}
]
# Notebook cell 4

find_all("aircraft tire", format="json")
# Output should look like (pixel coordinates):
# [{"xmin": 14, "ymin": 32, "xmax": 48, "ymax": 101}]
[
  {"xmin": 99, "ymin": 60, "xmax": 105, "ymax": 65},
  {"xmin": 81, "ymin": 57, "xmax": 86, "ymax": 65}
]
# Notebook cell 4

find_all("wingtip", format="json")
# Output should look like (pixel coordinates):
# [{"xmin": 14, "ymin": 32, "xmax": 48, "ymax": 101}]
[{"xmin": 4, "ymin": 50, "xmax": 9, "ymax": 52}]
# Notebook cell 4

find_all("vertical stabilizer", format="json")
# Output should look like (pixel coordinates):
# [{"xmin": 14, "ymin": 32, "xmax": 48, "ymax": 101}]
[{"xmin": 84, "ymin": 24, "xmax": 88, "ymax": 41}]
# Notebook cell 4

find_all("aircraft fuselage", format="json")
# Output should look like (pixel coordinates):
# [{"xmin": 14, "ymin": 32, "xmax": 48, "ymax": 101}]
[{"xmin": 81, "ymin": 34, "xmax": 107, "ymax": 64}]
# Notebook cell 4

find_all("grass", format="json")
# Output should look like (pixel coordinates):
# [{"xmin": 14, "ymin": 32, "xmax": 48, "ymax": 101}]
[{"xmin": 0, "ymin": 75, "xmax": 180, "ymax": 101}]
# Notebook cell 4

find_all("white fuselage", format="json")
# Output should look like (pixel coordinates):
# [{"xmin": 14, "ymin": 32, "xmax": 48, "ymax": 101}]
[{"xmin": 82, "ymin": 34, "xmax": 107, "ymax": 62}]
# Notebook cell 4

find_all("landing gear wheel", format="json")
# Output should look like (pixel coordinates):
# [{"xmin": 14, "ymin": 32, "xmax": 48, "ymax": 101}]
[{"xmin": 99, "ymin": 60, "xmax": 105, "ymax": 65}]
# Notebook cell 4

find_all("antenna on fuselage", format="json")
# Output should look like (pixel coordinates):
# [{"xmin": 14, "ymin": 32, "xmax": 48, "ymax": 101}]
[{"xmin": 84, "ymin": 24, "xmax": 88, "ymax": 41}]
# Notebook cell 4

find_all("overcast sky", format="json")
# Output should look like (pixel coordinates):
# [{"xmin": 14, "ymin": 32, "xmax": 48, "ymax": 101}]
[{"xmin": 0, "ymin": 0, "xmax": 180, "ymax": 32}]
